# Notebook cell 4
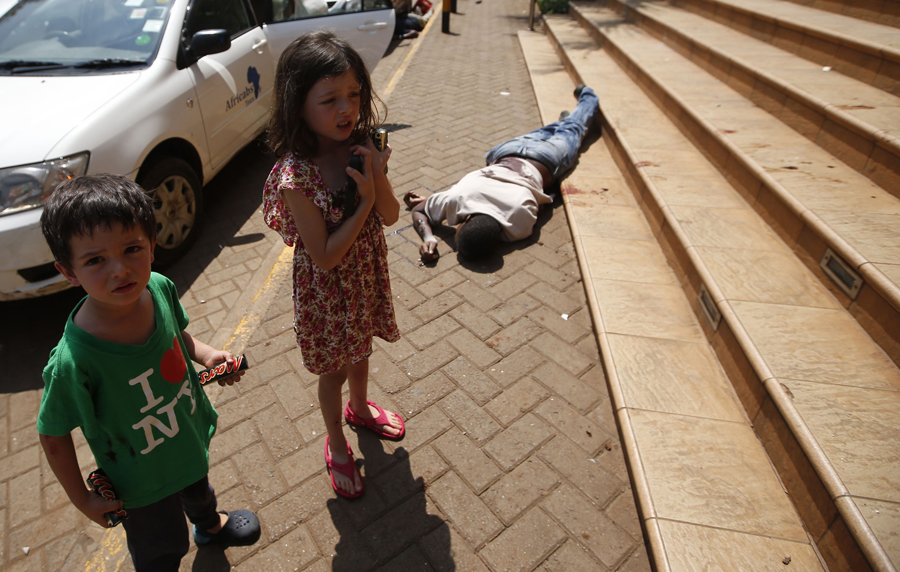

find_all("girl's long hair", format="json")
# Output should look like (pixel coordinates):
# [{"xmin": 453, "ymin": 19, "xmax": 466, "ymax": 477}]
[{"xmin": 267, "ymin": 30, "xmax": 385, "ymax": 158}]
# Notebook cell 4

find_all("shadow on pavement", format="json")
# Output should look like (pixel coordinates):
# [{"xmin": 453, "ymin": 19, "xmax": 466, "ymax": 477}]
[
  {"xmin": 381, "ymin": 35, "xmax": 404, "ymax": 59},
  {"xmin": 381, "ymin": 123, "xmax": 413, "ymax": 134},
  {"xmin": 165, "ymin": 139, "xmax": 277, "ymax": 297},
  {"xmin": 327, "ymin": 434, "xmax": 453, "ymax": 570},
  {"xmin": 192, "ymin": 545, "xmax": 232, "ymax": 572},
  {"xmin": 0, "ymin": 285, "xmax": 85, "ymax": 393}
]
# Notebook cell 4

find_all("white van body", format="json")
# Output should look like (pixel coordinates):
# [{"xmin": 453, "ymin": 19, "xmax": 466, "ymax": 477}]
[{"xmin": 0, "ymin": 0, "xmax": 394, "ymax": 299}]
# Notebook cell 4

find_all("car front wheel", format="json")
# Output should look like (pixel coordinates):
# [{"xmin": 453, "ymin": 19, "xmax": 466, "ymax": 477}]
[{"xmin": 139, "ymin": 157, "xmax": 203, "ymax": 267}]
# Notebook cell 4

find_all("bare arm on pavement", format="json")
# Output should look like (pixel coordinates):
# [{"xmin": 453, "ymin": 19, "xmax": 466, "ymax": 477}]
[{"xmin": 409, "ymin": 194, "xmax": 439, "ymax": 262}]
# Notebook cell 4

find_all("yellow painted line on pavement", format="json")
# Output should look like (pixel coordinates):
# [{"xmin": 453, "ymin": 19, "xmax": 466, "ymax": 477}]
[
  {"xmin": 84, "ymin": 526, "xmax": 127, "ymax": 572},
  {"xmin": 382, "ymin": 3, "xmax": 440, "ymax": 99},
  {"xmin": 223, "ymin": 246, "xmax": 293, "ymax": 353}
]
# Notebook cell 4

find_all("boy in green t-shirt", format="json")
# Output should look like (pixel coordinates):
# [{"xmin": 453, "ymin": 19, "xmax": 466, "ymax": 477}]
[{"xmin": 37, "ymin": 174, "xmax": 261, "ymax": 571}]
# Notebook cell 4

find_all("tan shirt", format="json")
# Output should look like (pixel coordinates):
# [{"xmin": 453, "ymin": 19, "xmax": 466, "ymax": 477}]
[{"xmin": 423, "ymin": 157, "xmax": 552, "ymax": 241}]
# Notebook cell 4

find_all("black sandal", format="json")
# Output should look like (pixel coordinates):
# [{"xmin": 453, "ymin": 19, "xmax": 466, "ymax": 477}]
[{"xmin": 193, "ymin": 510, "xmax": 261, "ymax": 547}]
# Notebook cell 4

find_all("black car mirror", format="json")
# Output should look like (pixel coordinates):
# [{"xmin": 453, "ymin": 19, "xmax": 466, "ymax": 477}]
[{"xmin": 188, "ymin": 29, "xmax": 231, "ymax": 60}]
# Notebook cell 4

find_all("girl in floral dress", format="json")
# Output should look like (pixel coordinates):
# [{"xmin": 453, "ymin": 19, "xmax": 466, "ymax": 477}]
[{"xmin": 263, "ymin": 31, "xmax": 403, "ymax": 499}]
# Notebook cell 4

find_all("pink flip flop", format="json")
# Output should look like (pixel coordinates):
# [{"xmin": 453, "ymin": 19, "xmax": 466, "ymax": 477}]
[
  {"xmin": 343, "ymin": 400, "xmax": 406, "ymax": 441},
  {"xmin": 324, "ymin": 435, "xmax": 364, "ymax": 499}
]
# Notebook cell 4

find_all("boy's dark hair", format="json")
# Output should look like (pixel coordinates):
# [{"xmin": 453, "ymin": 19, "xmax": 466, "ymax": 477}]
[
  {"xmin": 267, "ymin": 30, "xmax": 384, "ymax": 158},
  {"xmin": 456, "ymin": 214, "xmax": 503, "ymax": 259},
  {"xmin": 40, "ymin": 174, "xmax": 157, "ymax": 271}
]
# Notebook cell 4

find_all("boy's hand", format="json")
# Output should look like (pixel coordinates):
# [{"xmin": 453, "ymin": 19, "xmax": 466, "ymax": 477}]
[
  {"xmin": 76, "ymin": 487, "xmax": 124, "ymax": 528},
  {"xmin": 201, "ymin": 350, "xmax": 244, "ymax": 386}
]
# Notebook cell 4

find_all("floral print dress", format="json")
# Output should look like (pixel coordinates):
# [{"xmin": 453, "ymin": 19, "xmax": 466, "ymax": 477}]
[{"xmin": 263, "ymin": 154, "xmax": 399, "ymax": 375}]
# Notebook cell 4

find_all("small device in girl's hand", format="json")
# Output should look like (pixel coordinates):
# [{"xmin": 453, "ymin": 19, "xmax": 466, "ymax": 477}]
[
  {"xmin": 371, "ymin": 128, "xmax": 388, "ymax": 173},
  {"xmin": 371, "ymin": 128, "xmax": 387, "ymax": 152},
  {"xmin": 198, "ymin": 354, "xmax": 250, "ymax": 386},
  {"xmin": 343, "ymin": 153, "xmax": 363, "ymax": 219}
]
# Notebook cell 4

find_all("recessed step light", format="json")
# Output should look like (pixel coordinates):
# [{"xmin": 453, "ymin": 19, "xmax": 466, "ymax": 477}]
[
  {"xmin": 819, "ymin": 248, "xmax": 862, "ymax": 299},
  {"xmin": 698, "ymin": 284, "xmax": 721, "ymax": 331}
]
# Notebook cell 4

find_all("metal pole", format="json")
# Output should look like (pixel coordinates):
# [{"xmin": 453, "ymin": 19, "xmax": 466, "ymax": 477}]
[
  {"xmin": 451, "ymin": 0, "xmax": 457, "ymax": 13},
  {"xmin": 528, "ymin": 0, "xmax": 536, "ymax": 31},
  {"xmin": 442, "ymin": 0, "xmax": 451, "ymax": 32}
]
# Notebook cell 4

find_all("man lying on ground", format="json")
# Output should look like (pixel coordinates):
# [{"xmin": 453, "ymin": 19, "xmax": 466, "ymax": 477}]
[{"xmin": 406, "ymin": 84, "xmax": 599, "ymax": 262}]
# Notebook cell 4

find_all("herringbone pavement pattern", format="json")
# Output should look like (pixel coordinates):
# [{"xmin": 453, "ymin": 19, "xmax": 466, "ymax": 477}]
[{"xmin": 203, "ymin": 1, "xmax": 651, "ymax": 568}]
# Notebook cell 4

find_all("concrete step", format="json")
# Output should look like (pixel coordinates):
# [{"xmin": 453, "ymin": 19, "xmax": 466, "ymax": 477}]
[
  {"xmin": 520, "ymin": 25, "xmax": 826, "ymax": 572},
  {"xmin": 667, "ymin": 0, "xmax": 900, "ymax": 96},
  {"xmin": 572, "ymin": 0, "xmax": 900, "ymax": 373},
  {"xmin": 779, "ymin": 0, "xmax": 900, "ymax": 29},
  {"xmin": 539, "ymin": 8, "xmax": 900, "ymax": 572},
  {"xmin": 605, "ymin": 0, "xmax": 900, "ymax": 198}
]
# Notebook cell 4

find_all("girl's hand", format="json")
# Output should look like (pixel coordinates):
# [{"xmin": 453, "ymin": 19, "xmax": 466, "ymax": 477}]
[
  {"xmin": 347, "ymin": 146, "xmax": 376, "ymax": 206},
  {"xmin": 365, "ymin": 137, "xmax": 391, "ymax": 174},
  {"xmin": 360, "ymin": 138, "xmax": 400, "ymax": 225},
  {"xmin": 201, "ymin": 350, "xmax": 244, "ymax": 386}
]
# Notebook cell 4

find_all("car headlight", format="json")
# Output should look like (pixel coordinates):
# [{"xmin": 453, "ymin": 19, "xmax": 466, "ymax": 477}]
[{"xmin": 0, "ymin": 152, "xmax": 90, "ymax": 216}]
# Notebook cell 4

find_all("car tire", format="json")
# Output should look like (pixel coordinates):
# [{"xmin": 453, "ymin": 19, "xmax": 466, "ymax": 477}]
[{"xmin": 139, "ymin": 157, "xmax": 203, "ymax": 267}]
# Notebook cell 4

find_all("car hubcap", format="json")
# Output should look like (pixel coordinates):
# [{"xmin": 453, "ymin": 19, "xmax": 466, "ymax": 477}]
[{"xmin": 151, "ymin": 175, "xmax": 196, "ymax": 249}]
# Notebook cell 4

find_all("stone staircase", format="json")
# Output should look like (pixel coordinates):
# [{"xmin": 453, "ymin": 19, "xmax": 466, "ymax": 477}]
[
  {"xmin": 517, "ymin": 0, "xmax": 900, "ymax": 570},
  {"xmin": 777, "ymin": 0, "xmax": 900, "ymax": 30}
]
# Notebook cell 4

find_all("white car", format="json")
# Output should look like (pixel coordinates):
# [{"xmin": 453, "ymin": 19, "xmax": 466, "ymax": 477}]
[
  {"xmin": 0, "ymin": 0, "xmax": 14, "ymax": 17},
  {"xmin": 0, "ymin": 0, "xmax": 394, "ymax": 300}
]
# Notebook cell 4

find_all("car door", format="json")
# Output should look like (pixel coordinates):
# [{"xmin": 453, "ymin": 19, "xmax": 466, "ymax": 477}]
[
  {"xmin": 185, "ymin": 0, "xmax": 275, "ymax": 171},
  {"xmin": 258, "ymin": 0, "xmax": 395, "ymax": 72}
]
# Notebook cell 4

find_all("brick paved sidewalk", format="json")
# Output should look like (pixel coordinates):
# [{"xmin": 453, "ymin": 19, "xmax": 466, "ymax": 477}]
[{"xmin": 0, "ymin": 0, "xmax": 651, "ymax": 569}]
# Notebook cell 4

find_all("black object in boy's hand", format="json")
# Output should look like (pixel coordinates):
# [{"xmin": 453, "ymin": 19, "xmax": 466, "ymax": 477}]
[
  {"xmin": 343, "ymin": 153, "xmax": 363, "ymax": 219},
  {"xmin": 87, "ymin": 469, "xmax": 128, "ymax": 527},
  {"xmin": 198, "ymin": 354, "xmax": 250, "ymax": 386}
]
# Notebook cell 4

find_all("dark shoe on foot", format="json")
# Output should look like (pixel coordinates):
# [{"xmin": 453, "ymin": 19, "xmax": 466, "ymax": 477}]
[
  {"xmin": 193, "ymin": 510, "xmax": 261, "ymax": 547},
  {"xmin": 574, "ymin": 83, "xmax": 586, "ymax": 98},
  {"xmin": 559, "ymin": 110, "xmax": 570, "ymax": 121}
]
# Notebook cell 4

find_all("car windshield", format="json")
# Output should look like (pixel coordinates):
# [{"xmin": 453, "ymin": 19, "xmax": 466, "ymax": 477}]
[{"xmin": 0, "ymin": 0, "xmax": 170, "ymax": 73}]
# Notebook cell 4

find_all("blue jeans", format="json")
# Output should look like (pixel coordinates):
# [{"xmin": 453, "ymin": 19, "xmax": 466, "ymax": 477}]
[{"xmin": 484, "ymin": 86, "xmax": 599, "ymax": 182}]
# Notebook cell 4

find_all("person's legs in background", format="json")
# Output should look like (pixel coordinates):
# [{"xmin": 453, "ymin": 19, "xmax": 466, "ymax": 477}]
[
  {"xmin": 394, "ymin": 11, "xmax": 421, "ymax": 39},
  {"xmin": 483, "ymin": 85, "xmax": 598, "ymax": 181},
  {"xmin": 540, "ymin": 85, "xmax": 599, "ymax": 178}
]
